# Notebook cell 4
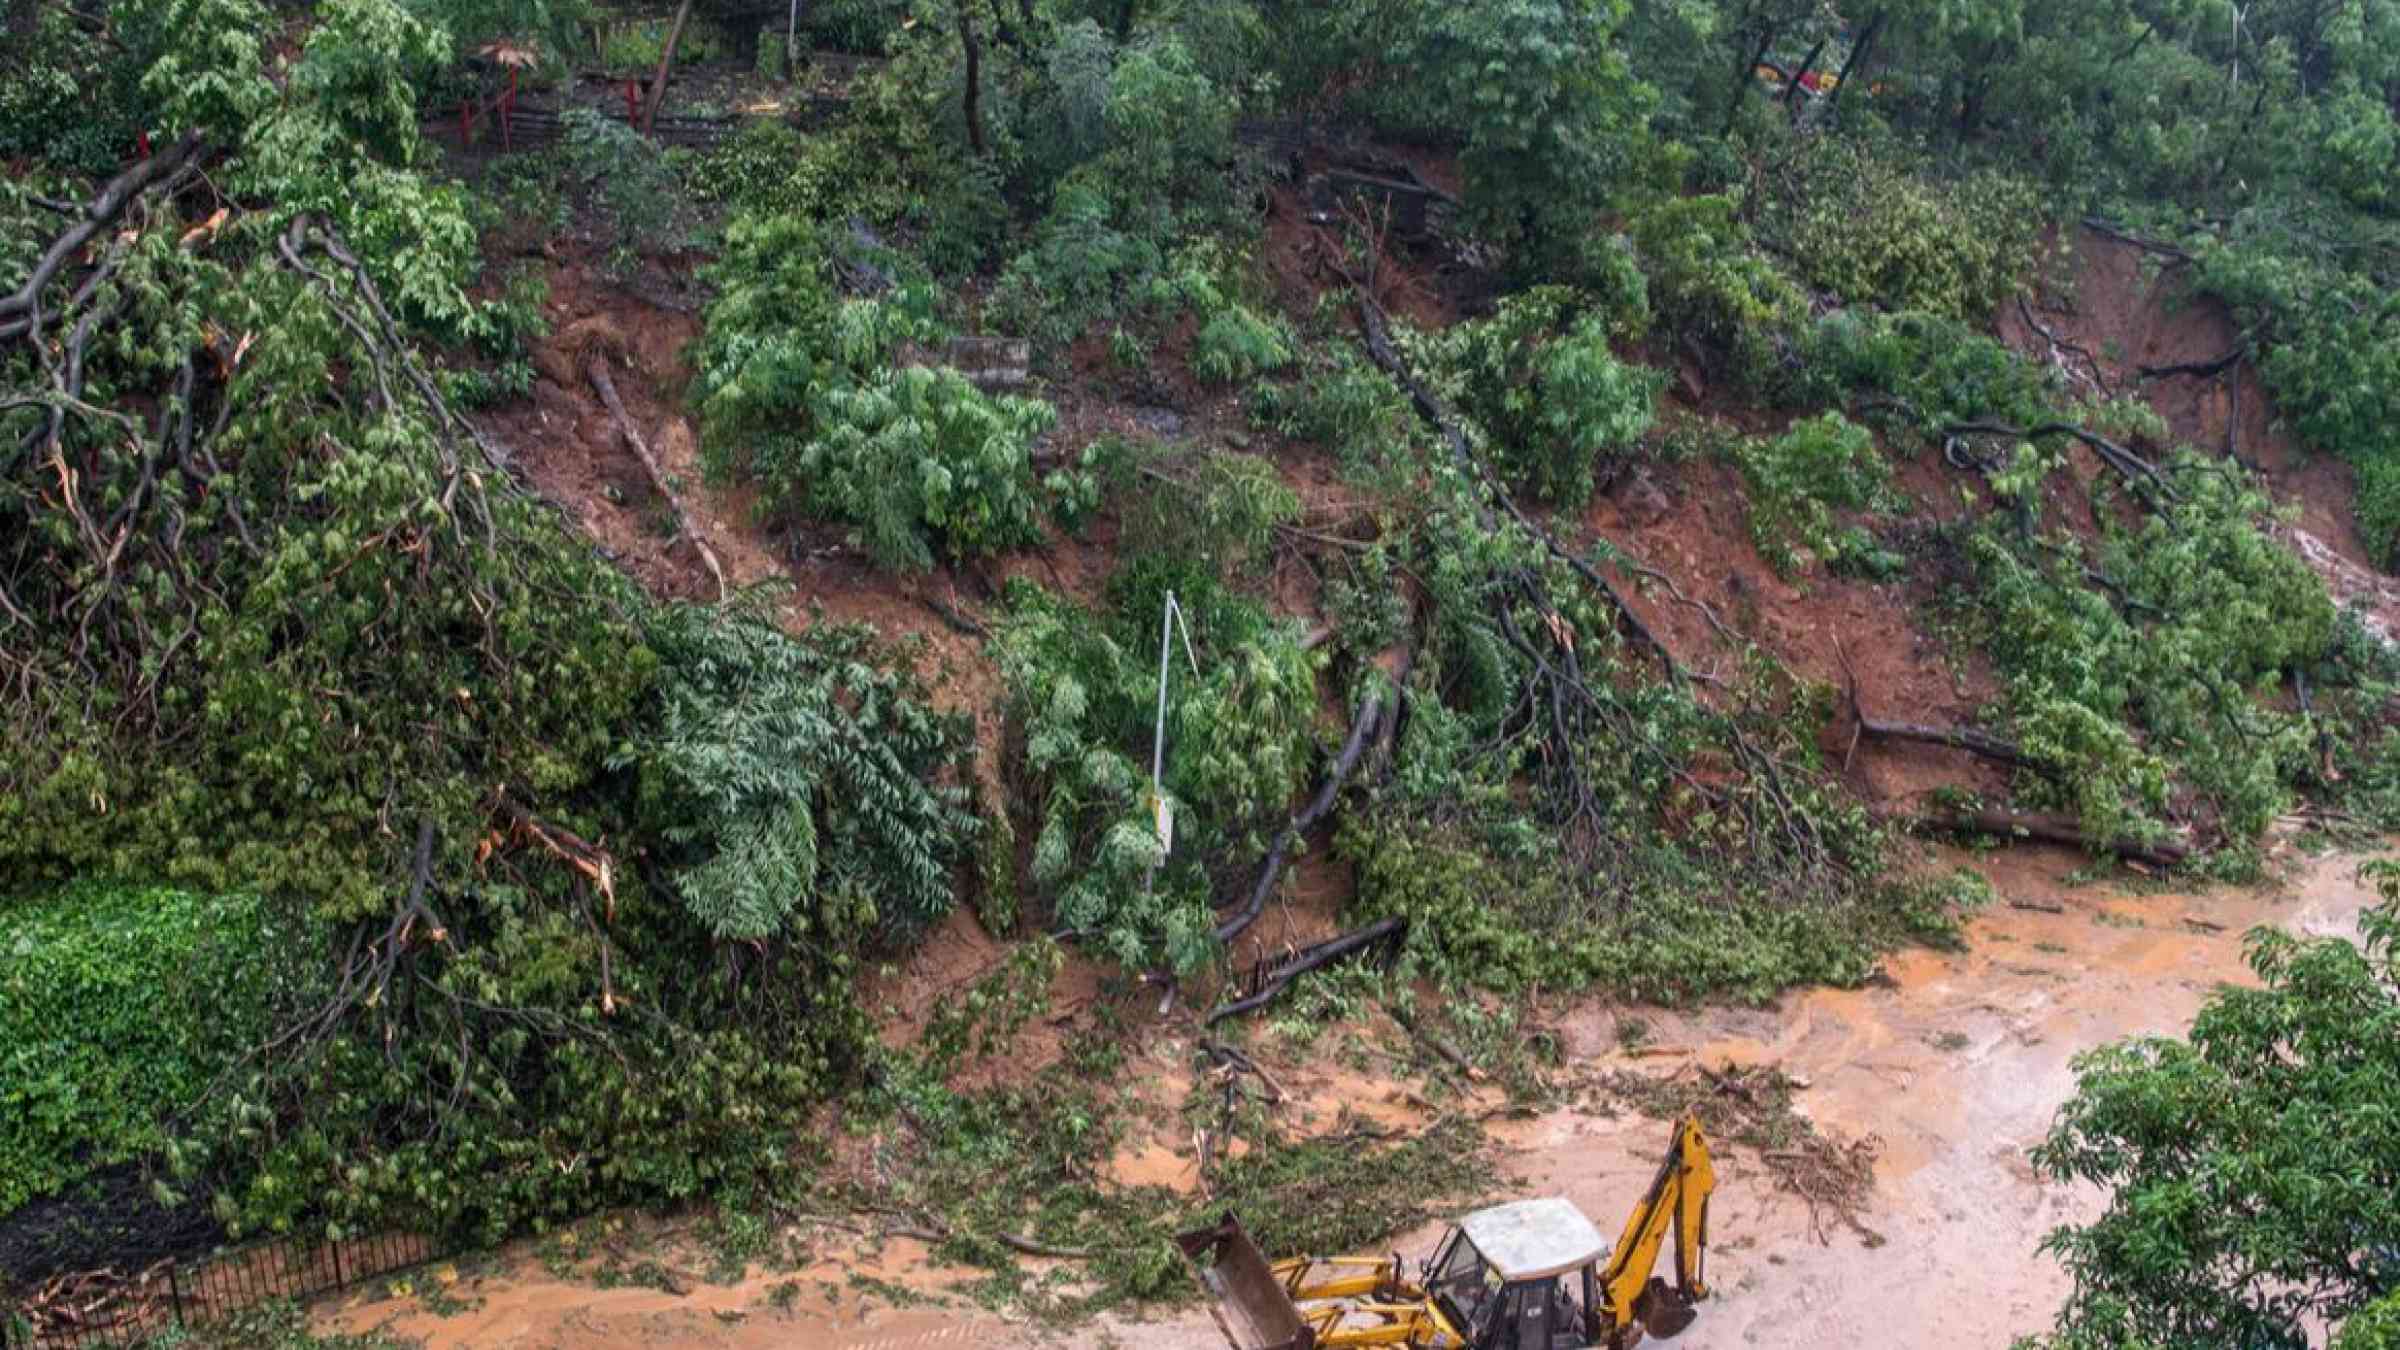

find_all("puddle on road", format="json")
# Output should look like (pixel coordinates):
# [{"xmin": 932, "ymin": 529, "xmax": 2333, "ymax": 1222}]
[{"xmin": 321, "ymin": 847, "xmax": 2383, "ymax": 1350}]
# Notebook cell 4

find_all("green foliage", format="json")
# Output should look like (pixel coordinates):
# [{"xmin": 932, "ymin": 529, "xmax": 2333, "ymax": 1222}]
[
  {"xmin": 599, "ymin": 15, "xmax": 726, "ymax": 75},
  {"xmin": 806, "ymin": 368, "xmax": 1059, "ymax": 568},
  {"xmin": 1250, "ymin": 349, "xmax": 1425, "ymax": 481},
  {"xmin": 1759, "ymin": 140, "xmax": 2041, "ymax": 320},
  {"xmin": 1397, "ymin": 0, "xmax": 1657, "ymax": 267},
  {"xmin": 693, "ymin": 214, "xmax": 1057, "ymax": 569},
  {"xmin": 0, "ymin": 7, "xmax": 144, "ymax": 174},
  {"xmin": 994, "ymin": 575, "xmax": 1321, "ymax": 971},
  {"xmin": 625, "ymin": 606, "xmax": 978, "ymax": 944},
  {"xmin": 1119, "ymin": 450, "xmax": 1303, "ymax": 575},
  {"xmin": 1963, "ymin": 461, "xmax": 2340, "ymax": 851},
  {"xmin": 559, "ymin": 107, "xmax": 700, "ymax": 269},
  {"xmin": 1730, "ymin": 413, "xmax": 1897, "ymax": 576},
  {"xmin": 988, "ymin": 32, "xmax": 1249, "ymax": 344},
  {"xmin": 0, "ymin": 885, "xmax": 306, "ymax": 1213},
  {"xmin": 1340, "ymin": 814, "xmax": 1960, "ymax": 1004},
  {"xmin": 2030, "ymin": 861, "xmax": 2400, "ymax": 1349},
  {"xmin": 1629, "ymin": 193, "xmax": 1806, "ymax": 388},
  {"xmin": 1413, "ymin": 287, "xmax": 1664, "ymax": 508},
  {"xmin": 2197, "ymin": 236, "xmax": 2400, "ymax": 561}
]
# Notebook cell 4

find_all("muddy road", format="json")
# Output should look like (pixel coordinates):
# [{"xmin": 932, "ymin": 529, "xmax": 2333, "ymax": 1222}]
[{"xmin": 320, "ymin": 846, "xmax": 2382, "ymax": 1349}]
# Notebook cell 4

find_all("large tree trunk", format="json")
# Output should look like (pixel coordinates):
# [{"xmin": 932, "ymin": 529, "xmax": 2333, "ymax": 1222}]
[
  {"xmin": 956, "ymin": 1, "xmax": 985, "ymax": 155},
  {"xmin": 641, "ymin": 0, "xmax": 696, "ymax": 132},
  {"xmin": 1902, "ymin": 808, "xmax": 2191, "ymax": 869},
  {"xmin": 1784, "ymin": 33, "xmax": 1830, "ymax": 120},
  {"xmin": 1826, "ymin": 10, "xmax": 1884, "ymax": 116},
  {"xmin": 1727, "ymin": 25, "xmax": 1779, "ymax": 133}
]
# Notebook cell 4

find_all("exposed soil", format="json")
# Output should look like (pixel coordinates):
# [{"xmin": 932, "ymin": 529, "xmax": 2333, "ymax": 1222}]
[
  {"xmin": 347, "ymin": 179, "xmax": 2400, "ymax": 1350},
  {"xmin": 318, "ymin": 843, "xmax": 2387, "ymax": 1349}
]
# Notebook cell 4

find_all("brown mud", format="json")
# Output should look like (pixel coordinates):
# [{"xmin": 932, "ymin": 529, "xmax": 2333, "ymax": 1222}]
[
  {"xmin": 314, "ymin": 189, "xmax": 2400, "ymax": 1350},
  {"xmin": 319, "ymin": 844, "xmax": 2385, "ymax": 1349}
]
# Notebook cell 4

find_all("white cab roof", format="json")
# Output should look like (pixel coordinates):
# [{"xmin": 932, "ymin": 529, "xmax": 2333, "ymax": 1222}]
[{"xmin": 1455, "ymin": 1197, "xmax": 1606, "ymax": 1282}]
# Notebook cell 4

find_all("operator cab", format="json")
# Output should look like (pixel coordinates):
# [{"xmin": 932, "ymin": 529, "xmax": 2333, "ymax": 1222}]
[{"xmin": 1424, "ymin": 1198, "xmax": 1607, "ymax": 1350}]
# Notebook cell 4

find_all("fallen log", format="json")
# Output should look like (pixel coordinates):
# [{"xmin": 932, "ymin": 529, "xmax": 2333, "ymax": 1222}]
[
  {"xmin": 1206, "ymin": 916, "xmax": 1407, "ymax": 1024},
  {"xmin": 1940, "ymin": 418, "xmax": 2177, "ymax": 501},
  {"xmin": 2139, "ymin": 348, "xmax": 2245, "ymax": 381},
  {"xmin": 586, "ymin": 355, "xmax": 727, "ymax": 602},
  {"xmin": 1901, "ymin": 807, "xmax": 2190, "ymax": 868},
  {"xmin": 1213, "ymin": 657, "xmax": 1405, "ymax": 944},
  {"xmin": 1387, "ymin": 1004, "xmax": 1481, "ymax": 1081}
]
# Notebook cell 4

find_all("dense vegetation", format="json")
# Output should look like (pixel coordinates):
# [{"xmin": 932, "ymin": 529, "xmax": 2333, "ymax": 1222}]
[
  {"xmin": 2029, "ymin": 861, "xmax": 2400, "ymax": 1349},
  {"xmin": 6, "ymin": 0, "xmax": 2400, "ymax": 1341}
]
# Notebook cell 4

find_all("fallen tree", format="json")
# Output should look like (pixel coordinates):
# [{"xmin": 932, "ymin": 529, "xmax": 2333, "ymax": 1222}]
[
  {"xmin": 585, "ymin": 353, "xmax": 728, "ymax": 602},
  {"xmin": 1899, "ymin": 807, "xmax": 2191, "ymax": 868},
  {"xmin": 1206, "ymin": 916, "xmax": 1408, "ymax": 1024}
]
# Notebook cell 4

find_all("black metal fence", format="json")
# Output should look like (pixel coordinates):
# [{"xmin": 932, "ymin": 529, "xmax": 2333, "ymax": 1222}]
[{"xmin": 3, "ymin": 1231, "xmax": 440, "ymax": 1349}]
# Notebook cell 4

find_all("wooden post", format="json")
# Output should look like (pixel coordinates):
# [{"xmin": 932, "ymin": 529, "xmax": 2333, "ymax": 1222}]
[{"xmin": 641, "ymin": 0, "xmax": 697, "ymax": 133}]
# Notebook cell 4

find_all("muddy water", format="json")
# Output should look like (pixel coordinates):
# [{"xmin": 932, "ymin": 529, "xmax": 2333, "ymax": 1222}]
[{"xmin": 319, "ymin": 848, "xmax": 2382, "ymax": 1349}]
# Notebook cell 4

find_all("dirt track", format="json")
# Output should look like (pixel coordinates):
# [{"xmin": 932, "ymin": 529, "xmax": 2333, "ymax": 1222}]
[{"xmin": 320, "ymin": 843, "xmax": 2382, "ymax": 1349}]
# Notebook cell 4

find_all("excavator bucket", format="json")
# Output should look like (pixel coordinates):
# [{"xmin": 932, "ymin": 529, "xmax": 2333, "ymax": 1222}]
[{"xmin": 1176, "ymin": 1215, "xmax": 1315, "ymax": 1350}]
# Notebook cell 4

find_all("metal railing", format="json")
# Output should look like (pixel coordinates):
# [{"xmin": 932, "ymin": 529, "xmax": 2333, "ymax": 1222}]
[{"xmin": 4, "ymin": 1230, "xmax": 440, "ymax": 1349}]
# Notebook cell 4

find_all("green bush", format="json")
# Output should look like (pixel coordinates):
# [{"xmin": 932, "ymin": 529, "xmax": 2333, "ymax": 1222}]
[
  {"xmin": 1414, "ymin": 286, "xmax": 1663, "ymax": 508},
  {"xmin": 1760, "ymin": 140, "xmax": 2041, "ymax": 320},
  {"xmin": 624, "ymin": 606, "xmax": 978, "ymax": 944},
  {"xmin": 1340, "ymin": 816, "xmax": 1958, "ymax": 1004},
  {"xmin": 995, "ymin": 575, "xmax": 1322, "ymax": 972},
  {"xmin": 2199, "ymin": 241, "xmax": 2400, "ymax": 562},
  {"xmin": 0, "ymin": 885, "xmax": 305, "ymax": 1213},
  {"xmin": 1629, "ymin": 193, "xmax": 1806, "ymax": 389},
  {"xmin": 1965, "ymin": 461, "xmax": 2339, "ymax": 850},
  {"xmin": 1731, "ymin": 412, "xmax": 1897, "ymax": 576},
  {"xmin": 694, "ymin": 214, "xmax": 1057, "ymax": 568},
  {"xmin": 1250, "ymin": 350, "xmax": 1424, "ymax": 481}
]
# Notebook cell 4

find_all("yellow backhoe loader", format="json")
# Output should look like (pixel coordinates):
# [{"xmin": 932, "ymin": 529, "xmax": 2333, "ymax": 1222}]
[{"xmin": 1176, "ymin": 1114, "xmax": 1715, "ymax": 1350}]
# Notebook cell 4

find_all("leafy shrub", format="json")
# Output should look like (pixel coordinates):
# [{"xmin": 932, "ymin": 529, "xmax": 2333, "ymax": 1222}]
[
  {"xmin": 1731, "ymin": 412, "xmax": 1896, "ymax": 575},
  {"xmin": 1120, "ymin": 449, "xmax": 1302, "ymax": 574},
  {"xmin": 694, "ymin": 214, "xmax": 1058, "ymax": 568},
  {"xmin": 1965, "ymin": 461, "xmax": 2339, "ymax": 850},
  {"xmin": 2199, "ymin": 241, "xmax": 2400, "ymax": 561},
  {"xmin": 988, "ymin": 31, "xmax": 1248, "ymax": 345},
  {"xmin": 624, "ymin": 606, "xmax": 978, "ymax": 944},
  {"xmin": 1760, "ymin": 140, "xmax": 2041, "ymax": 320},
  {"xmin": 1250, "ymin": 350, "xmax": 1424, "ymax": 481},
  {"xmin": 1413, "ymin": 287, "xmax": 1662, "ymax": 508},
  {"xmin": 805, "ymin": 368, "xmax": 1058, "ymax": 567},
  {"xmin": 1629, "ymin": 193, "xmax": 1807, "ymax": 389},
  {"xmin": 1339, "ymin": 815, "xmax": 1956, "ymax": 1004},
  {"xmin": 2031, "ymin": 863, "xmax": 2400, "ymax": 1348},
  {"xmin": 0, "ymin": 885, "xmax": 306, "ymax": 1214},
  {"xmin": 560, "ymin": 108, "xmax": 698, "ymax": 265},
  {"xmin": 599, "ymin": 16, "xmax": 725, "ymax": 74},
  {"xmin": 995, "ymin": 576, "xmax": 1322, "ymax": 972},
  {"xmin": 1193, "ymin": 305, "xmax": 1296, "ymax": 385}
]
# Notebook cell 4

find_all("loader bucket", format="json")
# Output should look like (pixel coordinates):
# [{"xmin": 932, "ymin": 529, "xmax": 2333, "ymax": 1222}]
[{"xmin": 1176, "ymin": 1215, "xmax": 1315, "ymax": 1350}]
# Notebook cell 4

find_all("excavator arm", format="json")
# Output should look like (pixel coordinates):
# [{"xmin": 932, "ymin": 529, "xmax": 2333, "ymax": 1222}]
[{"xmin": 1595, "ymin": 1114, "xmax": 1715, "ymax": 1346}]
